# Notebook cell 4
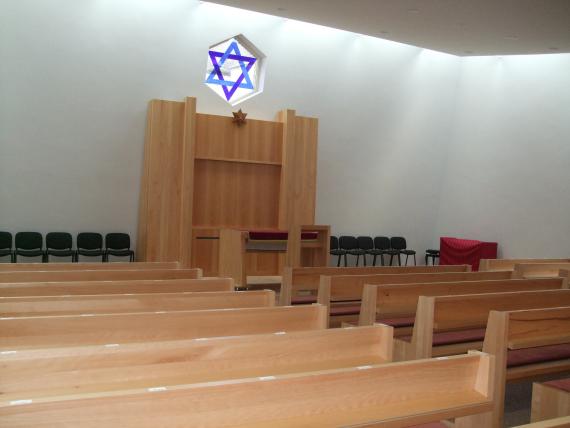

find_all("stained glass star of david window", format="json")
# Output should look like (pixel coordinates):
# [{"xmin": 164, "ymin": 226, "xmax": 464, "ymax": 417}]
[{"xmin": 205, "ymin": 34, "xmax": 266, "ymax": 106}]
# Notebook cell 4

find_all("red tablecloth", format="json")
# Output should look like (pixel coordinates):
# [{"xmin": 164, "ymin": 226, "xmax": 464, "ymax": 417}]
[{"xmin": 439, "ymin": 237, "xmax": 498, "ymax": 271}]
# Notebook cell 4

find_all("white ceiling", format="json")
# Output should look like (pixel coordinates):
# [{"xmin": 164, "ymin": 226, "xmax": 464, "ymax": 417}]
[{"xmin": 206, "ymin": 0, "xmax": 570, "ymax": 56}]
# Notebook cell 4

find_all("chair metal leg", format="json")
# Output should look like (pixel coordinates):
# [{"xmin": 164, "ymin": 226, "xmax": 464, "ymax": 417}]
[
  {"xmin": 344, "ymin": 254, "xmax": 348, "ymax": 267},
  {"xmin": 389, "ymin": 254, "xmax": 393, "ymax": 266},
  {"xmin": 355, "ymin": 254, "xmax": 359, "ymax": 267},
  {"xmin": 405, "ymin": 254, "xmax": 409, "ymax": 266},
  {"xmin": 380, "ymin": 254, "xmax": 385, "ymax": 266},
  {"xmin": 336, "ymin": 255, "xmax": 341, "ymax": 267},
  {"xmin": 372, "ymin": 254, "xmax": 377, "ymax": 266},
  {"xmin": 397, "ymin": 254, "xmax": 401, "ymax": 266},
  {"xmin": 413, "ymin": 254, "xmax": 416, "ymax": 266},
  {"xmin": 363, "ymin": 254, "xmax": 367, "ymax": 266}
]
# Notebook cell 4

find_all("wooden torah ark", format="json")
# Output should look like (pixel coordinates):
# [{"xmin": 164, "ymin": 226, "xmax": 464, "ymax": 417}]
[{"xmin": 136, "ymin": 97, "xmax": 321, "ymax": 276}]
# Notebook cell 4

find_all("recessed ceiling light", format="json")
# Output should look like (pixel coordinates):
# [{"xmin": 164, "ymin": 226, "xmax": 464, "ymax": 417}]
[
  {"xmin": 549, "ymin": 47, "xmax": 559, "ymax": 51},
  {"xmin": 464, "ymin": 50, "xmax": 473, "ymax": 54},
  {"xmin": 276, "ymin": 7, "xmax": 287, "ymax": 11},
  {"xmin": 407, "ymin": 8, "xmax": 420, "ymax": 14},
  {"xmin": 379, "ymin": 30, "xmax": 389, "ymax": 35},
  {"xmin": 504, "ymin": 35, "xmax": 519, "ymax": 40}
]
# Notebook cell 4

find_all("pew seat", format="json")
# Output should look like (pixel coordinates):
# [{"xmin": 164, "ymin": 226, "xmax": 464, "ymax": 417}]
[
  {"xmin": 543, "ymin": 378, "xmax": 570, "ymax": 393},
  {"xmin": 400, "ymin": 328, "xmax": 486, "ymax": 347},
  {"xmin": 508, "ymin": 345, "xmax": 570, "ymax": 368},
  {"xmin": 377, "ymin": 316, "xmax": 416, "ymax": 327}
]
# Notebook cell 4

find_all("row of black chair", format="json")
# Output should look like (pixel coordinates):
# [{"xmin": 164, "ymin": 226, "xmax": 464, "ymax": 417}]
[
  {"xmin": 330, "ymin": 236, "xmax": 416, "ymax": 267},
  {"xmin": 0, "ymin": 232, "xmax": 134, "ymax": 263}
]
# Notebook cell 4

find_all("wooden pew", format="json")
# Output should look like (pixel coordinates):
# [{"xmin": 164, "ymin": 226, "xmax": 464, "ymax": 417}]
[
  {"xmin": 0, "ymin": 325, "xmax": 392, "ymax": 404},
  {"xmin": 0, "ymin": 262, "xmax": 180, "ymax": 271},
  {"xmin": 479, "ymin": 259, "xmax": 570, "ymax": 272},
  {"xmin": 0, "ymin": 268, "xmax": 202, "ymax": 283},
  {"xmin": 280, "ymin": 264, "xmax": 471, "ymax": 305},
  {"xmin": 515, "ymin": 416, "xmax": 570, "ymax": 428},
  {"xmin": 531, "ymin": 379, "xmax": 570, "ymax": 422},
  {"xmin": 393, "ymin": 290, "xmax": 570, "ymax": 362},
  {"xmin": 317, "ymin": 270, "xmax": 512, "ymax": 327},
  {"xmin": 476, "ymin": 306, "xmax": 570, "ymax": 428},
  {"xmin": 0, "ymin": 352, "xmax": 494, "ymax": 428},
  {"xmin": 0, "ymin": 304, "xmax": 327, "ymax": 350},
  {"xmin": 513, "ymin": 263, "xmax": 570, "ymax": 279},
  {"xmin": 358, "ymin": 277, "xmax": 565, "ymax": 331},
  {"xmin": 0, "ymin": 290, "xmax": 275, "ymax": 317},
  {"xmin": 0, "ymin": 277, "xmax": 234, "ymax": 297}
]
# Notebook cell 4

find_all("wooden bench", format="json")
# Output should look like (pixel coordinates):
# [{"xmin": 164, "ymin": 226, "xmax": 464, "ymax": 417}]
[
  {"xmin": 393, "ymin": 289, "xmax": 570, "ymax": 362},
  {"xmin": 0, "ymin": 352, "xmax": 494, "ymax": 427},
  {"xmin": 0, "ymin": 277, "xmax": 234, "ymax": 297},
  {"xmin": 317, "ymin": 270, "xmax": 512, "ymax": 327},
  {"xmin": 0, "ymin": 290, "xmax": 275, "ymax": 317},
  {"xmin": 477, "ymin": 306, "xmax": 570, "ymax": 428},
  {"xmin": 280, "ymin": 264, "xmax": 471, "ymax": 305},
  {"xmin": 479, "ymin": 259, "xmax": 570, "ymax": 272},
  {"xmin": 0, "ymin": 268, "xmax": 202, "ymax": 283},
  {"xmin": 0, "ymin": 325, "xmax": 392, "ymax": 404},
  {"xmin": 531, "ymin": 378, "xmax": 570, "ymax": 422},
  {"xmin": 515, "ymin": 416, "xmax": 570, "ymax": 428},
  {"xmin": 513, "ymin": 263, "xmax": 570, "ymax": 279},
  {"xmin": 358, "ymin": 277, "xmax": 566, "ymax": 332},
  {"xmin": 0, "ymin": 262, "xmax": 181, "ymax": 271},
  {"xmin": 0, "ymin": 304, "xmax": 327, "ymax": 350}
]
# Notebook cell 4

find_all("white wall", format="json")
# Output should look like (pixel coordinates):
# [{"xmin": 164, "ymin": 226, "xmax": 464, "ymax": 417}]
[
  {"xmin": 0, "ymin": 0, "xmax": 568, "ymax": 260},
  {"xmin": 435, "ymin": 54, "xmax": 570, "ymax": 257}
]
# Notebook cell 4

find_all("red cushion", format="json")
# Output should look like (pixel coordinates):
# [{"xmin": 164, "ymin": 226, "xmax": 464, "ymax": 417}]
[
  {"xmin": 248, "ymin": 230, "xmax": 319, "ymax": 240},
  {"xmin": 399, "ymin": 328, "xmax": 486, "ymax": 346},
  {"xmin": 330, "ymin": 305, "xmax": 361, "ymax": 316},
  {"xmin": 507, "ymin": 344, "xmax": 570, "ymax": 368},
  {"xmin": 376, "ymin": 316, "xmax": 416, "ymax": 328},
  {"xmin": 543, "ymin": 378, "xmax": 570, "ymax": 393},
  {"xmin": 407, "ymin": 423, "xmax": 447, "ymax": 428},
  {"xmin": 291, "ymin": 295, "xmax": 318, "ymax": 305}
]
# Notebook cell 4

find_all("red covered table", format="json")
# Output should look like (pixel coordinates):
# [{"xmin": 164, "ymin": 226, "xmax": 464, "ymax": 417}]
[{"xmin": 439, "ymin": 237, "xmax": 498, "ymax": 271}]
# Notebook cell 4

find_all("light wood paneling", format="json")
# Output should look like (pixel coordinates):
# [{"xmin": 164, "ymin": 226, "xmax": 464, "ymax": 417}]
[
  {"xmin": 137, "ymin": 99, "xmax": 186, "ymax": 262},
  {"xmin": 531, "ymin": 382, "xmax": 570, "ymax": 423},
  {"xmin": 277, "ymin": 111, "xmax": 318, "ymax": 229},
  {"xmin": 195, "ymin": 114, "xmax": 283, "ymax": 164},
  {"xmin": 479, "ymin": 258, "xmax": 570, "ymax": 272},
  {"xmin": 0, "ymin": 278, "xmax": 234, "ymax": 297},
  {"xmin": 192, "ymin": 160, "xmax": 280, "ymax": 229}
]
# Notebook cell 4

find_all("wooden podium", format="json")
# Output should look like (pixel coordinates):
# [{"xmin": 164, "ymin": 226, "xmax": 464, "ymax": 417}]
[{"xmin": 137, "ymin": 97, "xmax": 325, "ymax": 277}]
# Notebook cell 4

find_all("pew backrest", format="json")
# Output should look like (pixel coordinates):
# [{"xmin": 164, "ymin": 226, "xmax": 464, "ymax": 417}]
[
  {"xmin": 513, "ymin": 263, "xmax": 570, "ymax": 279},
  {"xmin": 0, "ymin": 304, "xmax": 327, "ymax": 350},
  {"xmin": 318, "ymin": 270, "xmax": 513, "ymax": 322},
  {"xmin": 0, "ymin": 290, "xmax": 275, "ymax": 317},
  {"xmin": 0, "ymin": 277, "xmax": 234, "ymax": 297},
  {"xmin": 0, "ymin": 268, "xmax": 202, "ymax": 283},
  {"xmin": 479, "ymin": 259, "xmax": 570, "ymax": 272},
  {"xmin": 0, "ymin": 262, "xmax": 181, "ymax": 271},
  {"xmin": 359, "ymin": 277, "xmax": 565, "ymax": 326},
  {"xmin": 482, "ymin": 307, "xmax": 570, "ymax": 428},
  {"xmin": 0, "ymin": 352, "xmax": 494, "ymax": 428},
  {"xmin": 0, "ymin": 325, "xmax": 393, "ymax": 403},
  {"xmin": 399, "ymin": 290, "xmax": 570, "ymax": 361},
  {"xmin": 280, "ymin": 264, "xmax": 471, "ymax": 305}
]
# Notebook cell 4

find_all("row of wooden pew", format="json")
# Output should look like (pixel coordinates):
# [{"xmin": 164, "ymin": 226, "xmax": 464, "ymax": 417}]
[{"xmin": 1, "ymin": 260, "xmax": 569, "ymax": 426}]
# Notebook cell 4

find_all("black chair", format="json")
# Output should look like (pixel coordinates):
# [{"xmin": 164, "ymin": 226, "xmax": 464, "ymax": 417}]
[
  {"xmin": 425, "ymin": 249, "xmax": 440, "ymax": 265},
  {"xmin": 356, "ymin": 236, "xmax": 374, "ymax": 267},
  {"xmin": 45, "ymin": 232, "xmax": 76, "ymax": 262},
  {"xmin": 76, "ymin": 232, "xmax": 105, "ymax": 262},
  {"xmin": 389, "ymin": 237, "xmax": 416, "ymax": 266},
  {"xmin": 368, "ymin": 236, "xmax": 393, "ymax": 266},
  {"xmin": 14, "ymin": 232, "xmax": 44, "ymax": 262},
  {"xmin": 330, "ymin": 236, "xmax": 347, "ymax": 267},
  {"xmin": 339, "ymin": 236, "xmax": 366, "ymax": 266},
  {"xmin": 105, "ymin": 233, "xmax": 135, "ymax": 262},
  {"xmin": 0, "ymin": 232, "xmax": 14, "ymax": 263}
]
